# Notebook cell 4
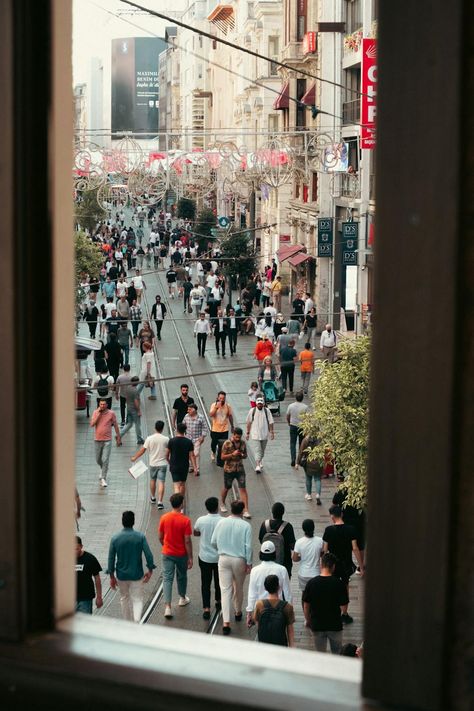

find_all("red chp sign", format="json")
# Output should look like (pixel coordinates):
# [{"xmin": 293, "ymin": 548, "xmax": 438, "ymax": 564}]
[
  {"xmin": 303, "ymin": 32, "xmax": 317, "ymax": 54},
  {"xmin": 360, "ymin": 38, "xmax": 377, "ymax": 149}
]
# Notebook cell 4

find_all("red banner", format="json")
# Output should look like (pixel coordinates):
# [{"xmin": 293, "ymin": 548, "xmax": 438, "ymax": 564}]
[
  {"xmin": 303, "ymin": 32, "xmax": 317, "ymax": 54},
  {"xmin": 360, "ymin": 38, "xmax": 377, "ymax": 149}
]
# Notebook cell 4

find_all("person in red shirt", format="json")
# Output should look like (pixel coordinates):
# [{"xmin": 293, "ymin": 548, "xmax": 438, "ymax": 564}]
[
  {"xmin": 254, "ymin": 333, "xmax": 274, "ymax": 363},
  {"xmin": 159, "ymin": 493, "xmax": 193, "ymax": 620}
]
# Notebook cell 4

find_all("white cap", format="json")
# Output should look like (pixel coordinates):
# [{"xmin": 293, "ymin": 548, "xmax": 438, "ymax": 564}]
[{"xmin": 260, "ymin": 541, "xmax": 276, "ymax": 554}]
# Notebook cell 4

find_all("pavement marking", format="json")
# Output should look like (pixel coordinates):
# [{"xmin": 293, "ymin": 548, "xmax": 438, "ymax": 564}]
[{"xmin": 163, "ymin": 356, "xmax": 180, "ymax": 360}]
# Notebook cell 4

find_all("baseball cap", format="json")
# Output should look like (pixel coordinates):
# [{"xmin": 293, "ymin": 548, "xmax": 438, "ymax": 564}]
[
  {"xmin": 260, "ymin": 541, "xmax": 276, "ymax": 554},
  {"xmin": 256, "ymin": 397, "xmax": 265, "ymax": 404}
]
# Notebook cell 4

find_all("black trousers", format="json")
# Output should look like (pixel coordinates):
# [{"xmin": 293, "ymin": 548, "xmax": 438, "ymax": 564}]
[
  {"xmin": 87, "ymin": 322, "xmax": 97, "ymax": 338},
  {"xmin": 199, "ymin": 557, "xmax": 221, "ymax": 609},
  {"xmin": 120, "ymin": 396, "xmax": 127, "ymax": 423},
  {"xmin": 197, "ymin": 333, "xmax": 207, "ymax": 355},
  {"xmin": 215, "ymin": 332, "xmax": 227, "ymax": 354},
  {"xmin": 211, "ymin": 430, "xmax": 228, "ymax": 453},
  {"xmin": 228, "ymin": 329, "xmax": 238, "ymax": 354},
  {"xmin": 155, "ymin": 320, "xmax": 163, "ymax": 340},
  {"xmin": 280, "ymin": 365, "xmax": 295, "ymax": 391}
]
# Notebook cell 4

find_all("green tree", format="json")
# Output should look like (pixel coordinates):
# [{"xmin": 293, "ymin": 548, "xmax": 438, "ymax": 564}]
[
  {"xmin": 75, "ymin": 230, "xmax": 104, "ymax": 305},
  {"xmin": 219, "ymin": 231, "xmax": 256, "ymax": 289},
  {"xmin": 74, "ymin": 188, "xmax": 106, "ymax": 234},
  {"xmin": 176, "ymin": 197, "xmax": 196, "ymax": 221},
  {"xmin": 195, "ymin": 207, "xmax": 216, "ymax": 252},
  {"xmin": 300, "ymin": 336, "xmax": 370, "ymax": 510}
]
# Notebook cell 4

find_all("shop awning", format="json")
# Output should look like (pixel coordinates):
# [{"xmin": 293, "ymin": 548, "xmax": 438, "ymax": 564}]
[
  {"xmin": 273, "ymin": 82, "xmax": 290, "ymax": 110},
  {"xmin": 300, "ymin": 83, "xmax": 316, "ymax": 106},
  {"xmin": 288, "ymin": 252, "xmax": 314, "ymax": 267},
  {"xmin": 276, "ymin": 244, "xmax": 304, "ymax": 262}
]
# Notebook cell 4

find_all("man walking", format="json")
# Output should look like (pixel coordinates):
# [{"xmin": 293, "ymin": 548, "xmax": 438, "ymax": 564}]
[
  {"xmin": 166, "ymin": 265, "xmax": 178, "ymax": 298},
  {"xmin": 90, "ymin": 399, "xmax": 121, "ymax": 488},
  {"xmin": 211, "ymin": 499, "xmax": 252, "ymax": 635},
  {"xmin": 270, "ymin": 275, "xmax": 282, "ymax": 311},
  {"xmin": 209, "ymin": 391, "xmax": 234, "ymax": 460},
  {"xmin": 119, "ymin": 376, "xmax": 144, "ymax": 445},
  {"xmin": 226, "ymin": 307, "xmax": 240, "ymax": 355},
  {"xmin": 172, "ymin": 384, "xmax": 195, "ymax": 430},
  {"xmin": 245, "ymin": 395, "xmax": 274, "ymax": 473},
  {"xmin": 245, "ymin": 541, "xmax": 291, "ymax": 628},
  {"xmin": 286, "ymin": 391, "xmax": 308, "ymax": 466},
  {"xmin": 298, "ymin": 342, "xmax": 315, "ymax": 394},
  {"xmin": 320, "ymin": 324, "xmax": 337, "ymax": 363},
  {"xmin": 193, "ymin": 497, "xmax": 222, "ymax": 619},
  {"xmin": 151, "ymin": 295, "xmax": 167, "ymax": 341},
  {"xmin": 159, "ymin": 493, "xmax": 193, "ymax": 620},
  {"xmin": 194, "ymin": 312, "xmax": 212, "ymax": 357},
  {"xmin": 220, "ymin": 427, "xmax": 251, "ymax": 519},
  {"xmin": 212, "ymin": 308, "xmax": 228, "ymax": 357},
  {"xmin": 107, "ymin": 510, "xmax": 155, "ymax": 623},
  {"xmin": 83, "ymin": 300, "xmax": 99, "ymax": 339},
  {"xmin": 322, "ymin": 505, "xmax": 365, "ymax": 624},
  {"xmin": 115, "ymin": 363, "xmax": 132, "ymax": 426},
  {"xmin": 166, "ymin": 422, "xmax": 196, "ymax": 497},
  {"xmin": 75, "ymin": 536, "xmax": 103, "ymax": 614},
  {"xmin": 131, "ymin": 419, "xmax": 169, "ymax": 509},
  {"xmin": 302, "ymin": 552, "xmax": 349, "ymax": 654},
  {"xmin": 129, "ymin": 299, "xmax": 142, "ymax": 343},
  {"xmin": 258, "ymin": 502, "xmax": 296, "ymax": 579},
  {"xmin": 253, "ymin": 575, "xmax": 295, "ymax": 647},
  {"xmin": 279, "ymin": 339, "xmax": 298, "ymax": 393},
  {"xmin": 117, "ymin": 320, "xmax": 133, "ymax": 367},
  {"xmin": 183, "ymin": 403, "xmax": 208, "ymax": 477}
]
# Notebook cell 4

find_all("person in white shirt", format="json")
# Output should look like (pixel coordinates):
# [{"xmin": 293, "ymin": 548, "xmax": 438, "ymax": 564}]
[
  {"xmin": 304, "ymin": 292, "xmax": 314, "ymax": 315},
  {"xmin": 206, "ymin": 271, "xmax": 217, "ymax": 294},
  {"xmin": 194, "ymin": 312, "xmax": 212, "ymax": 357},
  {"xmin": 261, "ymin": 279, "xmax": 272, "ymax": 308},
  {"xmin": 133, "ymin": 269, "xmax": 146, "ymax": 304},
  {"xmin": 193, "ymin": 497, "xmax": 222, "ymax": 619},
  {"xmin": 245, "ymin": 396, "xmax": 274, "ymax": 473},
  {"xmin": 292, "ymin": 519, "xmax": 324, "ymax": 593},
  {"xmin": 245, "ymin": 540, "xmax": 292, "ymax": 627},
  {"xmin": 320, "ymin": 324, "xmax": 337, "ymax": 363},
  {"xmin": 130, "ymin": 419, "xmax": 169, "ymax": 508},
  {"xmin": 116, "ymin": 277, "xmax": 128, "ymax": 299},
  {"xmin": 264, "ymin": 304, "xmax": 277, "ymax": 320},
  {"xmin": 196, "ymin": 261, "xmax": 204, "ymax": 284},
  {"xmin": 190, "ymin": 284, "xmax": 204, "ymax": 318}
]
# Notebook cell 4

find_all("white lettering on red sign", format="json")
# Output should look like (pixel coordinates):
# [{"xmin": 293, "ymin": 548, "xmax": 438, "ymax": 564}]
[{"xmin": 360, "ymin": 38, "xmax": 377, "ymax": 149}]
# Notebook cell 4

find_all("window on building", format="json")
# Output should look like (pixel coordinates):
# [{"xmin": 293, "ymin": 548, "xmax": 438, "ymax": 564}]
[
  {"xmin": 284, "ymin": 0, "xmax": 290, "ymax": 45},
  {"xmin": 297, "ymin": 0, "xmax": 307, "ymax": 41},
  {"xmin": 302, "ymin": 184, "xmax": 309, "ymax": 203},
  {"xmin": 247, "ymin": 1, "xmax": 255, "ymax": 19},
  {"xmin": 346, "ymin": 136, "xmax": 359, "ymax": 172},
  {"xmin": 342, "ymin": 67, "xmax": 361, "ymax": 124},
  {"xmin": 268, "ymin": 113, "xmax": 279, "ymax": 134},
  {"xmin": 268, "ymin": 36, "xmax": 279, "ymax": 75},
  {"xmin": 345, "ymin": 0, "xmax": 362, "ymax": 34},
  {"xmin": 296, "ymin": 78, "xmax": 306, "ymax": 128}
]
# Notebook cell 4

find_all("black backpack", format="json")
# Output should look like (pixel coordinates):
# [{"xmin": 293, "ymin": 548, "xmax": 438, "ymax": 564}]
[
  {"xmin": 97, "ymin": 377, "xmax": 109, "ymax": 397},
  {"xmin": 262, "ymin": 520, "xmax": 287, "ymax": 566},
  {"xmin": 258, "ymin": 600, "xmax": 288, "ymax": 646}
]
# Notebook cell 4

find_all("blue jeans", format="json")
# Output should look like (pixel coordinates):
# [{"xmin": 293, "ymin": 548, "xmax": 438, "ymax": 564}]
[
  {"xmin": 137, "ymin": 381, "xmax": 157, "ymax": 398},
  {"xmin": 120, "ymin": 411, "xmax": 143, "ymax": 441},
  {"xmin": 162, "ymin": 554, "xmax": 188, "ymax": 604},
  {"xmin": 289, "ymin": 425, "xmax": 304, "ymax": 465},
  {"xmin": 76, "ymin": 599, "xmax": 93, "ymax": 614},
  {"xmin": 305, "ymin": 472, "xmax": 321, "ymax": 496},
  {"xmin": 121, "ymin": 344, "xmax": 130, "ymax": 366}
]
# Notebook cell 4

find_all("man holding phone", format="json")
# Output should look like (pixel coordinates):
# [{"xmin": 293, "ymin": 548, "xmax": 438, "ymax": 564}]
[{"xmin": 209, "ymin": 390, "xmax": 234, "ymax": 461}]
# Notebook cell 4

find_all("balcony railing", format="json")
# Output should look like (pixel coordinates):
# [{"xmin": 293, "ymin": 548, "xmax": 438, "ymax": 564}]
[{"xmin": 342, "ymin": 99, "xmax": 360, "ymax": 125}]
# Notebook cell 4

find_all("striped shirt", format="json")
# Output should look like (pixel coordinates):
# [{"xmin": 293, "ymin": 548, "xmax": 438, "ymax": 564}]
[{"xmin": 183, "ymin": 413, "xmax": 208, "ymax": 443}]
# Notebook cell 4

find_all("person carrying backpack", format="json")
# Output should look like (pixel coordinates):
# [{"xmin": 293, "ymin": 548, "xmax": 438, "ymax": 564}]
[
  {"xmin": 245, "ymin": 542, "xmax": 291, "ymax": 629},
  {"xmin": 245, "ymin": 395, "xmax": 274, "ymax": 473},
  {"xmin": 253, "ymin": 574, "xmax": 295, "ymax": 647},
  {"xmin": 258, "ymin": 502, "xmax": 296, "ymax": 578},
  {"xmin": 93, "ymin": 368, "xmax": 115, "ymax": 409}
]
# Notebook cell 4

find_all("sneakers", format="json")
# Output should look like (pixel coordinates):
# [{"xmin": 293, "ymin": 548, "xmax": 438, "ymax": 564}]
[
  {"xmin": 150, "ymin": 496, "xmax": 156, "ymax": 504},
  {"xmin": 211, "ymin": 453, "xmax": 215, "ymax": 462},
  {"xmin": 100, "ymin": 478, "xmax": 108, "ymax": 488},
  {"xmin": 203, "ymin": 610, "xmax": 211, "ymax": 620},
  {"xmin": 148, "ymin": 395, "xmax": 157, "ymax": 400},
  {"xmin": 157, "ymin": 501, "xmax": 164, "ymax": 510},
  {"xmin": 316, "ymin": 496, "xmax": 322, "ymax": 506},
  {"xmin": 243, "ymin": 510, "xmax": 252, "ymax": 519},
  {"xmin": 234, "ymin": 612, "xmax": 243, "ymax": 621},
  {"xmin": 178, "ymin": 596, "xmax": 190, "ymax": 607},
  {"xmin": 341, "ymin": 613, "xmax": 353, "ymax": 624},
  {"xmin": 222, "ymin": 626, "xmax": 231, "ymax": 636},
  {"xmin": 220, "ymin": 504, "xmax": 228, "ymax": 513},
  {"xmin": 305, "ymin": 493, "xmax": 312, "ymax": 501},
  {"xmin": 164, "ymin": 605, "xmax": 173, "ymax": 619},
  {"xmin": 215, "ymin": 601, "xmax": 222, "ymax": 610},
  {"xmin": 255, "ymin": 464, "xmax": 262, "ymax": 473},
  {"xmin": 137, "ymin": 438, "xmax": 145, "ymax": 445}
]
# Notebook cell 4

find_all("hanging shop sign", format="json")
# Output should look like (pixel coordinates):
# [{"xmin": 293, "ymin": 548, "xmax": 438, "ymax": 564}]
[
  {"xmin": 317, "ymin": 217, "xmax": 333, "ymax": 257},
  {"xmin": 342, "ymin": 222, "xmax": 358, "ymax": 265},
  {"xmin": 360, "ymin": 38, "xmax": 377, "ymax": 149},
  {"xmin": 303, "ymin": 32, "xmax": 317, "ymax": 54}
]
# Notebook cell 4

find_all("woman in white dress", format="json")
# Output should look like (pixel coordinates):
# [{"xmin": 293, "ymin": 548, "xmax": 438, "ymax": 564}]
[{"xmin": 138, "ymin": 342, "xmax": 157, "ymax": 400}]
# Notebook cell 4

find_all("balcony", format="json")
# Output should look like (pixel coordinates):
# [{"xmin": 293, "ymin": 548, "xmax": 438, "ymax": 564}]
[
  {"xmin": 281, "ymin": 42, "xmax": 304, "ymax": 64},
  {"xmin": 342, "ymin": 99, "xmax": 360, "ymax": 125}
]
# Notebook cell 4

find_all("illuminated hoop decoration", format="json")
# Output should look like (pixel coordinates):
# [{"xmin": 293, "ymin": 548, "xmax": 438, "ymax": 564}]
[
  {"xmin": 306, "ymin": 132, "xmax": 337, "ymax": 172},
  {"xmin": 254, "ymin": 136, "xmax": 295, "ymax": 188},
  {"xmin": 127, "ymin": 167, "xmax": 167, "ymax": 206}
]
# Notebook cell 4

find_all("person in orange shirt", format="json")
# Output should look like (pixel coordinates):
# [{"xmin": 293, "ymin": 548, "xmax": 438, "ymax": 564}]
[
  {"xmin": 270, "ymin": 275, "xmax": 282, "ymax": 311},
  {"xmin": 159, "ymin": 493, "xmax": 193, "ymax": 620},
  {"xmin": 298, "ymin": 342, "xmax": 315, "ymax": 394},
  {"xmin": 254, "ymin": 333, "xmax": 274, "ymax": 363}
]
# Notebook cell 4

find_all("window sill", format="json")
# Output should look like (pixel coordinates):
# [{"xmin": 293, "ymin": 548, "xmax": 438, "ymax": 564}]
[{"xmin": 1, "ymin": 615, "xmax": 362, "ymax": 710}]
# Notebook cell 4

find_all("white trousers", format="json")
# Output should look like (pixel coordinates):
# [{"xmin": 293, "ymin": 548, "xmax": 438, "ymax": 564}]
[
  {"xmin": 218, "ymin": 555, "xmax": 246, "ymax": 624},
  {"xmin": 117, "ymin": 579, "xmax": 144, "ymax": 623}
]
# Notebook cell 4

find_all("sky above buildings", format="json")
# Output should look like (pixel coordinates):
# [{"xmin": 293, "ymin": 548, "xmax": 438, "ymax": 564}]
[{"xmin": 73, "ymin": 0, "xmax": 187, "ymax": 84}]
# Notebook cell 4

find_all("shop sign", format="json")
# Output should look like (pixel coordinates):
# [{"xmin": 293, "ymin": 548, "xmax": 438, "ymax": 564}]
[
  {"xmin": 317, "ymin": 217, "xmax": 333, "ymax": 257},
  {"xmin": 360, "ymin": 38, "xmax": 377, "ymax": 149},
  {"xmin": 342, "ymin": 222, "xmax": 358, "ymax": 265},
  {"xmin": 303, "ymin": 32, "xmax": 317, "ymax": 54}
]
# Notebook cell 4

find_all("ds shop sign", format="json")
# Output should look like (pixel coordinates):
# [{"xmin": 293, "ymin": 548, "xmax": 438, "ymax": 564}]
[
  {"xmin": 342, "ymin": 222, "xmax": 358, "ymax": 265},
  {"xmin": 317, "ymin": 218, "xmax": 333, "ymax": 257}
]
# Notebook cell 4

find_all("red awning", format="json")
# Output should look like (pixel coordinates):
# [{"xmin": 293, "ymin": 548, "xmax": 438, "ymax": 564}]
[
  {"xmin": 276, "ymin": 244, "xmax": 304, "ymax": 262},
  {"xmin": 288, "ymin": 252, "xmax": 313, "ymax": 268},
  {"xmin": 300, "ymin": 83, "xmax": 316, "ymax": 106},
  {"xmin": 273, "ymin": 82, "xmax": 290, "ymax": 110}
]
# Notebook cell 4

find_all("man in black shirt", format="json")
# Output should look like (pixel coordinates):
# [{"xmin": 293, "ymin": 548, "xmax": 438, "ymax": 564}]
[
  {"xmin": 166, "ymin": 422, "xmax": 196, "ymax": 497},
  {"xmin": 172, "ymin": 384, "xmax": 195, "ymax": 430},
  {"xmin": 258, "ymin": 502, "xmax": 296, "ymax": 578},
  {"xmin": 302, "ymin": 553, "xmax": 348, "ymax": 654},
  {"xmin": 166, "ymin": 267, "xmax": 178, "ymax": 298},
  {"xmin": 76, "ymin": 536, "xmax": 103, "ymax": 614},
  {"xmin": 292, "ymin": 292, "xmax": 305, "ymax": 322},
  {"xmin": 322, "ymin": 505, "xmax": 365, "ymax": 624}
]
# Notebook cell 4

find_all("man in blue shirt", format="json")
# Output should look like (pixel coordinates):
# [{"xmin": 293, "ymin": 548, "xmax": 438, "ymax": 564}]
[
  {"xmin": 193, "ymin": 497, "xmax": 222, "ymax": 620},
  {"xmin": 107, "ymin": 510, "xmax": 156, "ymax": 623}
]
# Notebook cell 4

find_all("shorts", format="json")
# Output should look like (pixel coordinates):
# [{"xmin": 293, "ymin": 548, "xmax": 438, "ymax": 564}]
[
  {"xmin": 224, "ymin": 469, "xmax": 246, "ymax": 489},
  {"xmin": 149, "ymin": 465, "xmax": 167, "ymax": 482},
  {"xmin": 171, "ymin": 468, "xmax": 189, "ymax": 483}
]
